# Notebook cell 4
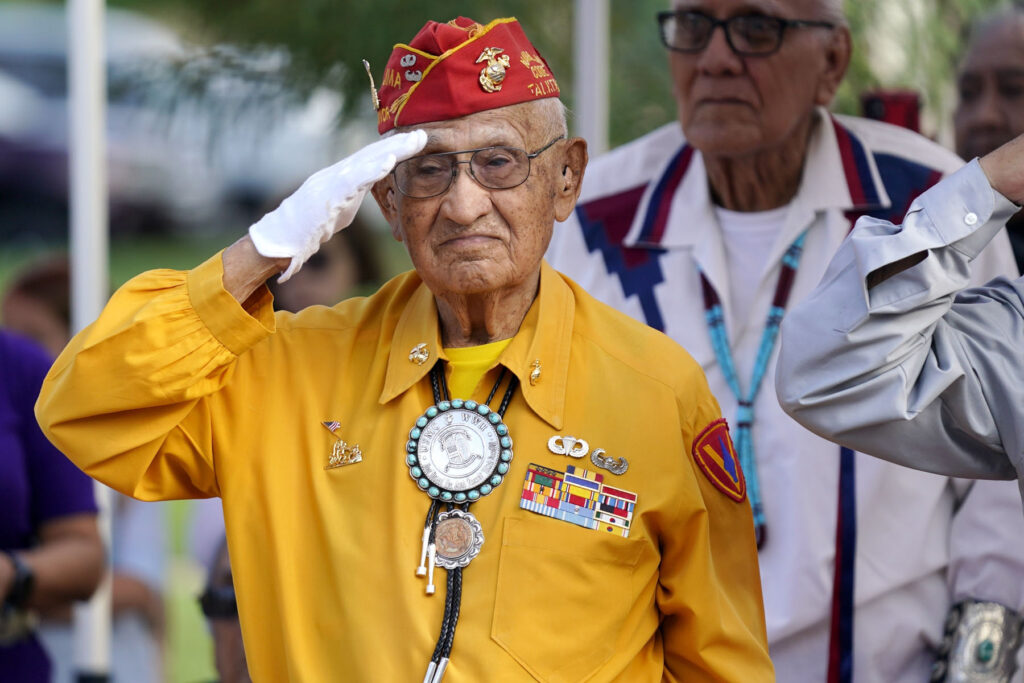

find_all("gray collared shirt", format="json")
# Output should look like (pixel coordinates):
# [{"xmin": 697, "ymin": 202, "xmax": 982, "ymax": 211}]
[{"xmin": 776, "ymin": 159, "xmax": 1024, "ymax": 503}]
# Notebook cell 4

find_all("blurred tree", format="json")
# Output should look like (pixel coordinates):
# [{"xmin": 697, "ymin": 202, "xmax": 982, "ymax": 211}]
[
  {"xmin": 109, "ymin": 0, "xmax": 676, "ymax": 147},
  {"xmin": 103, "ymin": 0, "xmax": 1011, "ymax": 146}
]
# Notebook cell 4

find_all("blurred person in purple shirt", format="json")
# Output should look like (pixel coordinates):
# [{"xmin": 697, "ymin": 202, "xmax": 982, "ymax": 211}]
[
  {"xmin": 0, "ymin": 329, "xmax": 103, "ymax": 681},
  {"xmin": 3, "ymin": 256, "xmax": 167, "ymax": 682}
]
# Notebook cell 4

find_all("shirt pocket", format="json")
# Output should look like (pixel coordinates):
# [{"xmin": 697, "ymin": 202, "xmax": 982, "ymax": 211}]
[{"xmin": 491, "ymin": 516, "xmax": 644, "ymax": 682}]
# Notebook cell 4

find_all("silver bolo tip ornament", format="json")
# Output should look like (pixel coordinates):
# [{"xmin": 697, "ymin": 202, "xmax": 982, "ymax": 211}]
[
  {"xmin": 425, "ymin": 543, "xmax": 437, "ymax": 595},
  {"xmin": 423, "ymin": 657, "xmax": 450, "ymax": 683},
  {"xmin": 416, "ymin": 525, "xmax": 430, "ymax": 577}
]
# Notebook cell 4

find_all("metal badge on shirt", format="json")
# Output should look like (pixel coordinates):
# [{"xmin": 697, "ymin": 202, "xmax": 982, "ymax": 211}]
[
  {"xmin": 519, "ymin": 463, "xmax": 637, "ymax": 537},
  {"xmin": 548, "ymin": 434, "xmax": 629, "ymax": 475},
  {"xmin": 322, "ymin": 420, "xmax": 363, "ymax": 469}
]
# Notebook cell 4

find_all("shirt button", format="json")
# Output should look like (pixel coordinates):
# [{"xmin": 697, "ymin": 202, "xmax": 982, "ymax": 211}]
[{"xmin": 964, "ymin": 212, "xmax": 978, "ymax": 226}]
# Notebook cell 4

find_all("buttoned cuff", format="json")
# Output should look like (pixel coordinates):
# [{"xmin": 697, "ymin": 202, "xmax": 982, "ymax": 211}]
[
  {"xmin": 849, "ymin": 160, "xmax": 1018, "ymax": 312},
  {"xmin": 187, "ymin": 251, "xmax": 276, "ymax": 356},
  {"xmin": 920, "ymin": 159, "xmax": 1019, "ymax": 258}
]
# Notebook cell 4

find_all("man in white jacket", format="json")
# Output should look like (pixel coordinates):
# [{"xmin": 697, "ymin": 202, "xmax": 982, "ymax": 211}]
[{"xmin": 547, "ymin": 0, "xmax": 1024, "ymax": 680}]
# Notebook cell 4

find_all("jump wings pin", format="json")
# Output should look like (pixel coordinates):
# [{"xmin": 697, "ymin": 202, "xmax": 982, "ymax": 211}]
[
  {"xmin": 548, "ymin": 435, "xmax": 589, "ymax": 459},
  {"xmin": 322, "ymin": 421, "xmax": 363, "ymax": 469}
]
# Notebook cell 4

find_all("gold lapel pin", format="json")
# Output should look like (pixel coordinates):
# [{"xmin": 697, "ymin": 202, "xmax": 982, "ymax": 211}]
[
  {"xmin": 409, "ymin": 343, "xmax": 430, "ymax": 365},
  {"xmin": 322, "ymin": 421, "xmax": 363, "ymax": 469}
]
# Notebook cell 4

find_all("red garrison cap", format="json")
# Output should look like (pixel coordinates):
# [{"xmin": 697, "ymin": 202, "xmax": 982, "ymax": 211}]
[{"xmin": 375, "ymin": 16, "xmax": 560, "ymax": 134}]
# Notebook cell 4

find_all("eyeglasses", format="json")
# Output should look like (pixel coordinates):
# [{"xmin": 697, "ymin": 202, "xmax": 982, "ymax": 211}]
[
  {"xmin": 657, "ymin": 10, "xmax": 834, "ymax": 57},
  {"xmin": 393, "ymin": 135, "xmax": 565, "ymax": 199}
]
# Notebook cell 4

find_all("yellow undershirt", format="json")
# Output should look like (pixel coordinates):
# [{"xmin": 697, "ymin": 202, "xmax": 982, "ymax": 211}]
[{"xmin": 444, "ymin": 338, "xmax": 513, "ymax": 399}]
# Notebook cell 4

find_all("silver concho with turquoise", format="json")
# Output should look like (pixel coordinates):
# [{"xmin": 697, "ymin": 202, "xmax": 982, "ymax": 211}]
[{"xmin": 406, "ymin": 399, "xmax": 513, "ymax": 502}]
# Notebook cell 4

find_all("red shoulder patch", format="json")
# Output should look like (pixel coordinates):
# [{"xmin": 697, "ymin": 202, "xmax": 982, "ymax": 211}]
[{"xmin": 691, "ymin": 419, "xmax": 746, "ymax": 503}]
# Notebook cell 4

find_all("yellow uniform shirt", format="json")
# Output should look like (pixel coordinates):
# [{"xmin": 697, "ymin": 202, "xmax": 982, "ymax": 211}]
[{"xmin": 37, "ymin": 256, "xmax": 773, "ymax": 682}]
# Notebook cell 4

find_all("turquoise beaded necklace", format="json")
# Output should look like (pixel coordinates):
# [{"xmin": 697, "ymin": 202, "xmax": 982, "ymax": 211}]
[{"xmin": 699, "ymin": 230, "xmax": 807, "ymax": 547}]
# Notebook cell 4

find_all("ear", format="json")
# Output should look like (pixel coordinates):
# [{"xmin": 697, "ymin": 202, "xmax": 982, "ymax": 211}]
[
  {"xmin": 815, "ymin": 25, "xmax": 852, "ymax": 106},
  {"xmin": 370, "ymin": 178, "xmax": 404, "ymax": 242},
  {"xmin": 552, "ymin": 137, "xmax": 588, "ymax": 222}
]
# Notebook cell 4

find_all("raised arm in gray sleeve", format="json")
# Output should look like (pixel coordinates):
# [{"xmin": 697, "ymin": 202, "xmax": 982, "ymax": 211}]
[{"xmin": 775, "ymin": 160, "xmax": 1024, "ymax": 490}]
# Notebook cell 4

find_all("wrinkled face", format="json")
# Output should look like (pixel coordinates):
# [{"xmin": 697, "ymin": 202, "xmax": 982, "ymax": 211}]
[
  {"xmin": 372, "ymin": 103, "xmax": 584, "ymax": 298},
  {"xmin": 668, "ymin": 0, "xmax": 846, "ymax": 158},
  {"xmin": 954, "ymin": 19, "xmax": 1024, "ymax": 161}
]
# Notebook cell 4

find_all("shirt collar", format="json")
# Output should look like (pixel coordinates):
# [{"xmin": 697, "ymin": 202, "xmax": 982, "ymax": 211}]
[
  {"xmin": 800, "ymin": 110, "xmax": 891, "ymax": 214},
  {"xmin": 380, "ymin": 276, "xmax": 444, "ymax": 406},
  {"xmin": 624, "ymin": 107, "xmax": 892, "ymax": 251},
  {"xmin": 379, "ymin": 261, "xmax": 572, "ymax": 429}
]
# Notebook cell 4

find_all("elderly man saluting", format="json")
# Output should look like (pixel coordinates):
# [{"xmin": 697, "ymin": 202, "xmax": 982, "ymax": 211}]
[
  {"xmin": 547, "ymin": 1, "xmax": 1024, "ymax": 682},
  {"xmin": 35, "ymin": 16, "xmax": 772, "ymax": 683}
]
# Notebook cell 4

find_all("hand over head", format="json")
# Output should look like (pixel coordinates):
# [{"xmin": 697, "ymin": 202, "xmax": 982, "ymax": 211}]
[{"xmin": 249, "ymin": 130, "xmax": 427, "ymax": 281}]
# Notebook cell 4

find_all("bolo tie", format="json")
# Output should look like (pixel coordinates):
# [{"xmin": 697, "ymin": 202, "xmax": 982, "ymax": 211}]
[{"xmin": 405, "ymin": 361, "xmax": 518, "ymax": 682}]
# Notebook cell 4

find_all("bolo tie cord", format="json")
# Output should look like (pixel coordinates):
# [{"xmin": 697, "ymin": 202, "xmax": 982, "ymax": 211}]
[{"xmin": 422, "ymin": 362, "xmax": 518, "ymax": 681}]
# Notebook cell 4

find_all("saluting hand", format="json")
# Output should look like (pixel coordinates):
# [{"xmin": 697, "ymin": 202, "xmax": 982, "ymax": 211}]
[{"xmin": 249, "ymin": 130, "xmax": 428, "ymax": 281}]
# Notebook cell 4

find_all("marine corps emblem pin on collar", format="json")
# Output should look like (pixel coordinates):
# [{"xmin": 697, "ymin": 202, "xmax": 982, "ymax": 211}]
[{"xmin": 409, "ymin": 343, "xmax": 430, "ymax": 365}]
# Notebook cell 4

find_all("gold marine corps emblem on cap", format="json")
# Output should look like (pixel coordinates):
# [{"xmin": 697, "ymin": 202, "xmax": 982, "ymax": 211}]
[{"xmin": 476, "ymin": 47, "xmax": 511, "ymax": 93}]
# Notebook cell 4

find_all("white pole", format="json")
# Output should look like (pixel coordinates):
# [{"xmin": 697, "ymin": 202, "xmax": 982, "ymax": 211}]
[
  {"xmin": 573, "ymin": 0, "xmax": 610, "ymax": 156},
  {"xmin": 68, "ymin": 0, "xmax": 112, "ymax": 679}
]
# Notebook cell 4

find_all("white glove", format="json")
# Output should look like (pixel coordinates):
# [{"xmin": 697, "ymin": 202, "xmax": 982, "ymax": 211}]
[{"xmin": 249, "ymin": 130, "xmax": 427, "ymax": 281}]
